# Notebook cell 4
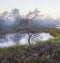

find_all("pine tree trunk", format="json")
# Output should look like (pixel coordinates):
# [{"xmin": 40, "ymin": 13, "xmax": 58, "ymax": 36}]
[{"xmin": 28, "ymin": 32, "xmax": 32, "ymax": 47}]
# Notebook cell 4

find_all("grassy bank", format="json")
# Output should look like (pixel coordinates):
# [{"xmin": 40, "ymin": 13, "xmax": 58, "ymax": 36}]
[{"xmin": 0, "ymin": 41, "xmax": 60, "ymax": 63}]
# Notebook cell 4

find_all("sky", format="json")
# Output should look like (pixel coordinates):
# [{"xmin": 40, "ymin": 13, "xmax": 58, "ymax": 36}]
[{"xmin": 0, "ymin": 0, "xmax": 60, "ymax": 19}]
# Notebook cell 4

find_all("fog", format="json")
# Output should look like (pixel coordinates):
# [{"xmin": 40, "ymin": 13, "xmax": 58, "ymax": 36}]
[
  {"xmin": 0, "ymin": 8, "xmax": 60, "ymax": 31},
  {"xmin": 0, "ymin": 8, "xmax": 59, "ymax": 47},
  {"xmin": 0, "ymin": 32, "xmax": 54, "ymax": 47}
]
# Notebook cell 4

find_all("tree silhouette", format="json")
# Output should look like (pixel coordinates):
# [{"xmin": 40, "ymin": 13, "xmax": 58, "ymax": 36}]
[{"xmin": 19, "ymin": 19, "xmax": 32, "ymax": 46}]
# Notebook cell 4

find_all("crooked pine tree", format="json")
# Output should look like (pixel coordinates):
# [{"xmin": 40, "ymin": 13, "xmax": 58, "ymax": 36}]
[{"xmin": 19, "ymin": 19, "xmax": 32, "ymax": 47}]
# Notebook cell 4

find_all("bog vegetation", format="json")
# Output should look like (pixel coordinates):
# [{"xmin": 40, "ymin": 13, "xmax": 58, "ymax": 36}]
[{"xmin": 0, "ymin": 31, "xmax": 60, "ymax": 63}]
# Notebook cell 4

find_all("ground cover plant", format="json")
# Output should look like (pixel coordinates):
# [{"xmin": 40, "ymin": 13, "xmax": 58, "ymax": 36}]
[{"xmin": 0, "ymin": 41, "xmax": 60, "ymax": 63}]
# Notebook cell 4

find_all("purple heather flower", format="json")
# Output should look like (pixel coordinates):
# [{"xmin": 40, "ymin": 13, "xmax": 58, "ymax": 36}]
[{"xmin": 32, "ymin": 52, "xmax": 38, "ymax": 57}]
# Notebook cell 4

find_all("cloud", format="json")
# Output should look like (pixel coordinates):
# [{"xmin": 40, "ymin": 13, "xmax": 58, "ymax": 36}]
[
  {"xmin": 26, "ymin": 8, "xmax": 60, "ymax": 28},
  {"xmin": 0, "ymin": 8, "xmax": 60, "ymax": 31},
  {"xmin": 0, "ymin": 8, "xmax": 23, "ymax": 30}
]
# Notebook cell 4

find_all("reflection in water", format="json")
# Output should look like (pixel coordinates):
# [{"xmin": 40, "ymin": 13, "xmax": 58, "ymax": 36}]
[{"xmin": 0, "ymin": 32, "xmax": 54, "ymax": 47}]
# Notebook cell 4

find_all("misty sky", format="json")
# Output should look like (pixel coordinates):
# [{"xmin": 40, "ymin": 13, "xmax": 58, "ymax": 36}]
[{"xmin": 0, "ymin": 0, "xmax": 60, "ymax": 18}]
